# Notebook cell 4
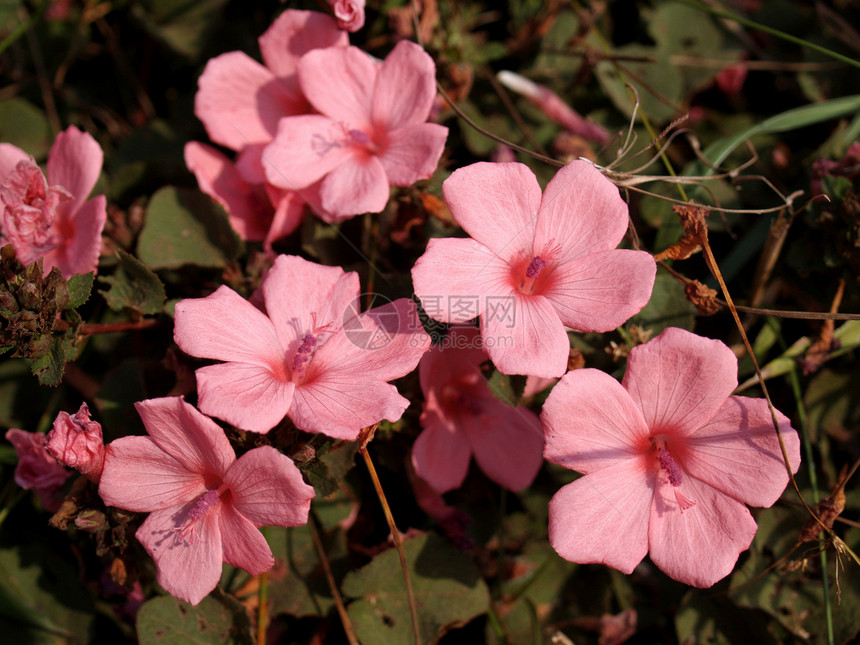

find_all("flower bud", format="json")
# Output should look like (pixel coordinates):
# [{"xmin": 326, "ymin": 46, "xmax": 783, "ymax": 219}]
[{"xmin": 45, "ymin": 403, "xmax": 105, "ymax": 483}]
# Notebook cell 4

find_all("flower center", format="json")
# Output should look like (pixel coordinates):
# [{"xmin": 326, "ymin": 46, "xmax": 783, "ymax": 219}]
[
  {"xmin": 652, "ymin": 438, "xmax": 696, "ymax": 512},
  {"xmin": 291, "ymin": 333, "xmax": 318, "ymax": 381},
  {"xmin": 518, "ymin": 255, "xmax": 549, "ymax": 295},
  {"xmin": 176, "ymin": 484, "xmax": 227, "ymax": 543}
]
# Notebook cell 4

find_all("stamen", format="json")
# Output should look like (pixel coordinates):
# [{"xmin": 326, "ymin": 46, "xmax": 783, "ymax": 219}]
[
  {"xmin": 525, "ymin": 256, "xmax": 547, "ymax": 279},
  {"xmin": 291, "ymin": 333, "xmax": 317, "ymax": 377},
  {"xmin": 175, "ymin": 489, "xmax": 221, "ymax": 543},
  {"xmin": 657, "ymin": 448, "xmax": 682, "ymax": 487}
]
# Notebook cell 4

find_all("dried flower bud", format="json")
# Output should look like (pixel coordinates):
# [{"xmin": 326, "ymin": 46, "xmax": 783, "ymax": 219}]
[{"xmin": 45, "ymin": 403, "xmax": 105, "ymax": 483}]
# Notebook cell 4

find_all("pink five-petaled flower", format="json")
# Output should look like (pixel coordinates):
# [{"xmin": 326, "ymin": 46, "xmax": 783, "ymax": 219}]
[
  {"xmin": 173, "ymin": 254, "xmax": 430, "ymax": 438},
  {"xmin": 412, "ymin": 160, "xmax": 656, "ymax": 378},
  {"xmin": 412, "ymin": 325, "xmax": 543, "ymax": 493},
  {"xmin": 187, "ymin": 10, "xmax": 348, "ymax": 247},
  {"xmin": 263, "ymin": 39, "xmax": 448, "ymax": 221},
  {"xmin": 5, "ymin": 428, "xmax": 71, "ymax": 512},
  {"xmin": 328, "ymin": 0, "xmax": 365, "ymax": 32},
  {"xmin": 0, "ymin": 126, "xmax": 106, "ymax": 277},
  {"xmin": 97, "ymin": 397, "xmax": 314, "ymax": 606},
  {"xmin": 542, "ymin": 327, "xmax": 802, "ymax": 588},
  {"xmin": 45, "ymin": 402, "xmax": 105, "ymax": 483}
]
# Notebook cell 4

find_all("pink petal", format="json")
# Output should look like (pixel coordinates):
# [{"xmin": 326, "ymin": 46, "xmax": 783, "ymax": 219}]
[
  {"xmin": 464, "ymin": 396, "xmax": 543, "ymax": 491},
  {"xmin": 370, "ymin": 40, "xmax": 437, "ymax": 131},
  {"xmin": 225, "ymin": 445, "xmax": 314, "ymax": 527},
  {"xmin": 258, "ymin": 9, "xmax": 347, "ymax": 90},
  {"xmin": 541, "ymin": 249, "xmax": 655, "ymax": 332},
  {"xmin": 442, "ymin": 162, "xmax": 540, "ymax": 259},
  {"xmin": 290, "ymin": 378, "xmax": 408, "ymax": 440},
  {"xmin": 412, "ymin": 237, "xmax": 510, "ymax": 323},
  {"xmin": 480, "ymin": 294, "xmax": 568, "ymax": 377},
  {"xmin": 412, "ymin": 412, "xmax": 472, "ymax": 494},
  {"xmin": 136, "ymin": 505, "xmax": 223, "ymax": 606},
  {"xmin": 43, "ymin": 194, "xmax": 106, "ymax": 278},
  {"xmin": 98, "ymin": 436, "xmax": 206, "ymax": 513},
  {"xmin": 290, "ymin": 298, "xmax": 429, "ymax": 439},
  {"xmin": 134, "ymin": 397, "xmax": 235, "ymax": 476},
  {"xmin": 46, "ymin": 126, "xmax": 103, "ymax": 216},
  {"xmin": 548, "ymin": 461, "xmax": 652, "ymax": 574},
  {"xmin": 174, "ymin": 285, "xmax": 283, "ymax": 366},
  {"xmin": 682, "ymin": 397, "xmax": 800, "ymax": 508},
  {"xmin": 623, "ymin": 328, "xmax": 738, "ymax": 437},
  {"xmin": 261, "ymin": 255, "xmax": 358, "ymax": 353},
  {"xmin": 318, "ymin": 154, "xmax": 389, "ymax": 217},
  {"xmin": 0, "ymin": 143, "xmax": 29, "ymax": 179},
  {"xmin": 195, "ymin": 51, "xmax": 302, "ymax": 150},
  {"xmin": 263, "ymin": 188, "xmax": 305, "ymax": 249},
  {"xmin": 533, "ymin": 160, "xmax": 630, "ymax": 265},
  {"xmin": 218, "ymin": 502, "xmax": 274, "ymax": 575},
  {"xmin": 196, "ymin": 362, "xmax": 295, "ymax": 434},
  {"xmin": 264, "ymin": 115, "xmax": 356, "ymax": 190},
  {"xmin": 298, "ymin": 46, "xmax": 377, "ymax": 128},
  {"xmin": 312, "ymin": 297, "xmax": 430, "ymax": 384},
  {"xmin": 542, "ymin": 368, "xmax": 651, "ymax": 473},
  {"xmin": 184, "ymin": 142, "xmax": 271, "ymax": 242},
  {"xmin": 419, "ymin": 325, "xmax": 487, "ymax": 393},
  {"xmin": 378, "ymin": 123, "xmax": 448, "ymax": 187},
  {"xmin": 648, "ymin": 475, "xmax": 757, "ymax": 587},
  {"xmin": 235, "ymin": 145, "xmax": 267, "ymax": 184}
]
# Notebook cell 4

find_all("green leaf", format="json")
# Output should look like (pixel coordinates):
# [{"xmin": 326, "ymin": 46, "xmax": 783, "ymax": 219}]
[
  {"xmin": 0, "ymin": 540, "xmax": 94, "ymax": 644},
  {"xmin": 131, "ymin": 0, "xmax": 230, "ymax": 60},
  {"xmin": 342, "ymin": 533, "xmax": 490, "ymax": 645},
  {"xmin": 697, "ymin": 94, "xmax": 860, "ymax": 173},
  {"xmin": 480, "ymin": 361, "xmax": 527, "ymax": 407},
  {"xmin": 138, "ymin": 187, "xmax": 243, "ymax": 270},
  {"xmin": 594, "ymin": 45, "xmax": 683, "ymax": 125},
  {"xmin": 98, "ymin": 250, "xmax": 166, "ymax": 315},
  {"xmin": 676, "ymin": 590, "xmax": 780, "ymax": 645},
  {"xmin": 0, "ymin": 97, "xmax": 50, "ymax": 159},
  {"xmin": 627, "ymin": 272, "xmax": 696, "ymax": 335},
  {"xmin": 30, "ymin": 337, "xmax": 65, "ymax": 387},
  {"xmin": 266, "ymin": 525, "xmax": 350, "ymax": 618},
  {"xmin": 65, "ymin": 273, "xmax": 94, "ymax": 309},
  {"xmin": 136, "ymin": 595, "xmax": 247, "ymax": 645}
]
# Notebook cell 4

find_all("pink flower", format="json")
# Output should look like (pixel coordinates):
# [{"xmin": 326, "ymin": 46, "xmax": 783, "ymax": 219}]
[
  {"xmin": 5, "ymin": 428, "xmax": 71, "ymax": 511},
  {"xmin": 497, "ymin": 71, "xmax": 610, "ymax": 145},
  {"xmin": 188, "ymin": 10, "xmax": 348, "ymax": 246},
  {"xmin": 329, "ymin": 0, "xmax": 365, "ymax": 32},
  {"xmin": 412, "ymin": 326, "xmax": 543, "ymax": 493},
  {"xmin": 45, "ymin": 402, "xmax": 105, "ymax": 483},
  {"xmin": 542, "ymin": 327, "xmax": 802, "ymax": 587},
  {"xmin": 98, "ymin": 397, "xmax": 314, "ymax": 606},
  {"xmin": 263, "ymin": 40, "xmax": 448, "ymax": 221},
  {"xmin": 173, "ymin": 254, "xmax": 430, "ymax": 438},
  {"xmin": 0, "ymin": 126, "xmax": 106, "ymax": 277},
  {"xmin": 412, "ymin": 160, "xmax": 656, "ymax": 378}
]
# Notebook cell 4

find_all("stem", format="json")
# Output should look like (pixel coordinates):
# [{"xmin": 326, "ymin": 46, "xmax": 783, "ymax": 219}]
[
  {"xmin": 358, "ymin": 429, "xmax": 421, "ymax": 645},
  {"xmin": 79, "ymin": 319, "xmax": 160, "ymax": 336},
  {"xmin": 256, "ymin": 571, "xmax": 268, "ymax": 645},
  {"xmin": 308, "ymin": 515, "xmax": 359, "ymax": 645}
]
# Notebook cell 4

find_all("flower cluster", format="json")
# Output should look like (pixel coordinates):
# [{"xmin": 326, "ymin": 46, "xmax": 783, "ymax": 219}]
[{"xmin": 1, "ymin": 6, "xmax": 804, "ymax": 615}]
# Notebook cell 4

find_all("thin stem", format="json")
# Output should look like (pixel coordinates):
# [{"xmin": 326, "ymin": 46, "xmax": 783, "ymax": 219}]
[
  {"xmin": 359, "ymin": 432, "xmax": 421, "ymax": 645},
  {"xmin": 308, "ymin": 515, "xmax": 359, "ymax": 645},
  {"xmin": 79, "ymin": 319, "xmax": 160, "ymax": 335},
  {"xmin": 256, "ymin": 571, "xmax": 268, "ymax": 645}
]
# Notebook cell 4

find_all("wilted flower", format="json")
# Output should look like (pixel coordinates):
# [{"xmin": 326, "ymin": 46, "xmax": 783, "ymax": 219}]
[
  {"xmin": 45, "ymin": 402, "xmax": 105, "ymax": 483},
  {"xmin": 0, "ymin": 126, "xmax": 106, "ymax": 278}
]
